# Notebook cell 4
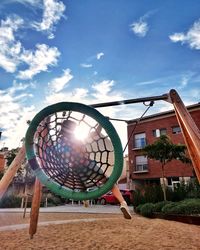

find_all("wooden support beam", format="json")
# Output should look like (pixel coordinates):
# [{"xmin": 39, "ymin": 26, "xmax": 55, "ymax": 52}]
[
  {"xmin": 29, "ymin": 178, "xmax": 42, "ymax": 239},
  {"xmin": 0, "ymin": 144, "xmax": 26, "ymax": 200},
  {"xmin": 168, "ymin": 89, "xmax": 200, "ymax": 181}
]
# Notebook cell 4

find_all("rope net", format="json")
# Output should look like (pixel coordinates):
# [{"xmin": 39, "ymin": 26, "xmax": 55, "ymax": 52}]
[{"xmin": 34, "ymin": 110, "xmax": 115, "ymax": 192}]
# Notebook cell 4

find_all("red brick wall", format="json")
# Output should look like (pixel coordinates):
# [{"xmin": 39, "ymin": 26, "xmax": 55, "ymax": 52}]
[{"xmin": 127, "ymin": 107, "xmax": 200, "ymax": 180}]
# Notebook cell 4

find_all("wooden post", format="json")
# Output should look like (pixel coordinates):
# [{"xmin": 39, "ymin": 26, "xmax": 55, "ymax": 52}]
[
  {"xmin": 168, "ymin": 89, "xmax": 200, "ymax": 181},
  {"xmin": 0, "ymin": 144, "xmax": 26, "ymax": 200},
  {"xmin": 29, "ymin": 178, "xmax": 42, "ymax": 239},
  {"xmin": 45, "ymin": 197, "xmax": 48, "ymax": 207},
  {"xmin": 23, "ymin": 195, "xmax": 29, "ymax": 218},
  {"xmin": 21, "ymin": 196, "xmax": 25, "ymax": 208}
]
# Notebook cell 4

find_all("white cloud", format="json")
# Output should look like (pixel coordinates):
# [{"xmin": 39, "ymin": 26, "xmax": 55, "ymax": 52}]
[
  {"xmin": 92, "ymin": 80, "xmax": 115, "ymax": 99},
  {"xmin": 48, "ymin": 68, "xmax": 73, "ymax": 92},
  {"xmin": 0, "ymin": 82, "xmax": 36, "ymax": 149},
  {"xmin": 130, "ymin": 10, "xmax": 157, "ymax": 38},
  {"xmin": 169, "ymin": 33, "xmax": 185, "ymax": 43},
  {"xmin": 32, "ymin": 0, "xmax": 66, "ymax": 39},
  {"xmin": 169, "ymin": 19, "xmax": 200, "ymax": 49},
  {"xmin": 135, "ymin": 79, "xmax": 161, "ymax": 86},
  {"xmin": 45, "ymin": 87, "xmax": 89, "ymax": 104},
  {"xmin": 130, "ymin": 20, "xmax": 148, "ymax": 37},
  {"xmin": 0, "ymin": 15, "xmax": 60, "ymax": 78},
  {"xmin": 180, "ymin": 73, "xmax": 194, "ymax": 88},
  {"xmin": 13, "ymin": 0, "xmax": 42, "ymax": 6},
  {"xmin": 96, "ymin": 52, "xmax": 104, "ymax": 60},
  {"xmin": 17, "ymin": 44, "xmax": 60, "ymax": 79},
  {"xmin": 9, "ymin": 81, "xmax": 31, "ymax": 94},
  {"xmin": 80, "ymin": 63, "xmax": 93, "ymax": 68},
  {"xmin": 0, "ymin": 15, "xmax": 23, "ymax": 72}
]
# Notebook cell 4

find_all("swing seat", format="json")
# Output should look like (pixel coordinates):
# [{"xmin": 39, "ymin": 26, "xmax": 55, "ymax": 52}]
[{"xmin": 25, "ymin": 102, "xmax": 123, "ymax": 201}]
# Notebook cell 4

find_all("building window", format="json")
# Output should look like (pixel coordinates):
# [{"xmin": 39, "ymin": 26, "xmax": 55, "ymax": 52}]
[
  {"xmin": 152, "ymin": 128, "xmax": 167, "ymax": 137},
  {"xmin": 167, "ymin": 177, "xmax": 180, "ymax": 190},
  {"xmin": 172, "ymin": 126, "xmax": 181, "ymax": 134},
  {"xmin": 134, "ymin": 133, "xmax": 146, "ymax": 148},
  {"xmin": 135, "ymin": 155, "xmax": 148, "ymax": 172}
]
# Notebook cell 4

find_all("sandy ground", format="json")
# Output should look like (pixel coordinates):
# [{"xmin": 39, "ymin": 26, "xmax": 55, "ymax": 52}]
[{"xmin": 0, "ymin": 211, "xmax": 199, "ymax": 250}]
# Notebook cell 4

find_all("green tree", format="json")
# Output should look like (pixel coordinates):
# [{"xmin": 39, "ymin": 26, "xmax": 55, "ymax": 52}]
[
  {"xmin": 5, "ymin": 148, "xmax": 25, "ymax": 181},
  {"xmin": 143, "ymin": 135, "xmax": 191, "ymax": 201},
  {"xmin": 5, "ymin": 148, "xmax": 19, "ymax": 166}
]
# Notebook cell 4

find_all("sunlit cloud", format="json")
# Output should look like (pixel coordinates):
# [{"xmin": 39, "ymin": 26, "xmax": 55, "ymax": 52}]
[
  {"xmin": 80, "ymin": 63, "xmax": 93, "ymax": 68},
  {"xmin": 179, "ymin": 72, "xmax": 194, "ymax": 89},
  {"xmin": 13, "ymin": 0, "xmax": 42, "ymax": 6},
  {"xmin": 17, "ymin": 44, "xmax": 60, "ymax": 79},
  {"xmin": 32, "ymin": 0, "xmax": 66, "ymax": 39},
  {"xmin": 130, "ymin": 10, "xmax": 157, "ymax": 38},
  {"xmin": 169, "ymin": 19, "xmax": 200, "ymax": 49},
  {"xmin": 96, "ymin": 52, "xmax": 104, "ymax": 60},
  {"xmin": 48, "ymin": 68, "xmax": 73, "ymax": 93},
  {"xmin": 45, "ymin": 87, "xmax": 89, "ymax": 105},
  {"xmin": 135, "ymin": 79, "xmax": 161, "ymax": 86},
  {"xmin": 0, "ymin": 82, "xmax": 36, "ymax": 148},
  {"xmin": 130, "ymin": 20, "xmax": 148, "ymax": 37},
  {"xmin": 0, "ymin": 15, "xmax": 23, "ymax": 72},
  {"xmin": 0, "ymin": 15, "xmax": 61, "ymax": 79}
]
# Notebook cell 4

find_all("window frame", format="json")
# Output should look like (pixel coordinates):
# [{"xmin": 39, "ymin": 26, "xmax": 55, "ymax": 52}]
[
  {"xmin": 172, "ymin": 126, "xmax": 181, "ymax": 134},
  {"xmin": 133, "ymin": 133, "xmax": 146, "ymax": 149},
  {"xmin": 134, "ymin": 155, "xmax": 148, "ymax": 173}
]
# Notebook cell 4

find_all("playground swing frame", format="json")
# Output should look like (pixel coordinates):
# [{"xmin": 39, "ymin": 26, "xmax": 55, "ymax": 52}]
[{"xmin": 0, "ymin": 88, "xmax": 200, "ymax": 239}]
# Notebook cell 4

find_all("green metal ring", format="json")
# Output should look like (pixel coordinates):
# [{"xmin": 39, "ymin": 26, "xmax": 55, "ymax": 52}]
[{"xmin": 25, "ymin": 102, "xmax": 123, "ymax": 200}]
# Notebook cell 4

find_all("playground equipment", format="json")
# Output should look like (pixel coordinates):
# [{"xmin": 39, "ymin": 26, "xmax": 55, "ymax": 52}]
[{"xmin": 0, "ymin": 89, "xmax": 199, "ymax": 238}]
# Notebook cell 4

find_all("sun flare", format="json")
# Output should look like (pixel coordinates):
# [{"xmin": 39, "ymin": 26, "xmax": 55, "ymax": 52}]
[{"xmin": 74, "ymin": 124, "xmax": 90, "ymax": 141}]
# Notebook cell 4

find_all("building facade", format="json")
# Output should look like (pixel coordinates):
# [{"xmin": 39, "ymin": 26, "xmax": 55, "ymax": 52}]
[{"xmin": 127, "ymin": 103, "xmax": 200, "ymax": 190}]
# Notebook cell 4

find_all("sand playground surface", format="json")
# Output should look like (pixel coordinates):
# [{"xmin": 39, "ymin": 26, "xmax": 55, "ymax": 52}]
[{"xmin": 0, "ymin": 208, "xmax": 200, "ymax": 250}]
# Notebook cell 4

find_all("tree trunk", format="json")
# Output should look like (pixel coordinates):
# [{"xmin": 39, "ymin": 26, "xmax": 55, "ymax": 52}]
[{"xmin": 161, "ymin": 163, "xmax": 167, "ymax": 201}]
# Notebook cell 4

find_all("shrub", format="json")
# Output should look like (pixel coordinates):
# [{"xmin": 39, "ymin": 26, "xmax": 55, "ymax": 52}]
[
  {"xmin": 0, "ymin": 195, "xmax": 21, "ymax": 208},
  {"xmin": 187, "ymin": 179, "xmax": 200, "ymax": 199},
  {"xmin": 161, "ymin": 199, "xmax": 200, "ymax": 215},
  {"xmin": 161, "ymin": 202, "xmax": 178, "ymax": 214},
  {"xmin": 133, "ymin": 179, "xmax": 200, "ymax": 209},
  {"xmin": 132, "ymin": 189, "xmax": 145, "ymax": 208},
  {"xmin": 143, "ymin": 185, "xmax": 163, "ymax": 203},
  {"xmin": 133, "ymin": 185, "xmax": 164, "ymax": 208},
  {"xmin": 169, "ymin": 199, "xmax": 200, "ymax": 215},
  {"xmin": 140, "ymin": 203, "xmax": 155, "ymax": 218},
  {"xmin": 153, "ymin": 201, "xmax": 170, "ymax": 213},
  {"xmin": 46, "ymin": 193, "xmax": 66, "ymax": 206},
  {"xmin": 135, "ymin": 204, "xmax": 144, "ymax": 213}
]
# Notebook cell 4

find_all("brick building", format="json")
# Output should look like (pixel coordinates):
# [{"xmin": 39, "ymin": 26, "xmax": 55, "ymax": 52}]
[{"xmin": 127, "ymin": 103, "xmax": 200, "ymax": 190}]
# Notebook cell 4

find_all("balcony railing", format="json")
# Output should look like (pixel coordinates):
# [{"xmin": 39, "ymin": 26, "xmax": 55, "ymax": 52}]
[{"xmin": 134, "ymin": 138, "xmax": 146, "ymax": 149}]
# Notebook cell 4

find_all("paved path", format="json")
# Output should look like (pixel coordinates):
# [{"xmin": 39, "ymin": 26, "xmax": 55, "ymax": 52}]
[
  {"xmin": 0, "ymin": 205, "xmax": 134, "ymax": 232},
  {"xmin": 0, "ymin": 204, "xmax": 134, "ymax": 214},
  {"xmin": 0, "ymin": 218, "xmax": 114, "ymax": 232}
]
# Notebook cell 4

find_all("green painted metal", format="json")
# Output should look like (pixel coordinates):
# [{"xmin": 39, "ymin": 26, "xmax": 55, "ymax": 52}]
[{"xmin": 25, "ymin": 102, "xmax": 123, "ymax": 200}]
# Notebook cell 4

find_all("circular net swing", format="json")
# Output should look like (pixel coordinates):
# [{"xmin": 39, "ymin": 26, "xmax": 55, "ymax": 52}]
[{"xmin": 25, "ymin": 102, "xmax": 123, "ymax": 201}]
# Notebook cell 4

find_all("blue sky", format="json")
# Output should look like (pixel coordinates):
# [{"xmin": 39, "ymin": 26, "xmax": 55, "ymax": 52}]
[{"xmin": 0, "ymin": 0, "xmax": 200, "ymax": 149}]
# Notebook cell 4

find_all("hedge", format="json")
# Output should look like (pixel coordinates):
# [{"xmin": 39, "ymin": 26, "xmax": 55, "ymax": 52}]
[
  {"xmin": 0, "ymin": 195, "xmax": 21, "ymax": 208},
  {"xmin": 136, "ymin": 199, "xmax": 200, "ymax": 218}
]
